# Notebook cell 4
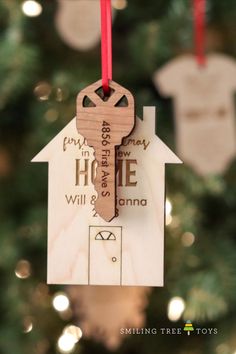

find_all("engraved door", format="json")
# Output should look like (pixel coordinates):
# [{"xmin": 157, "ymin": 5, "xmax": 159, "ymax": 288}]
[{"xmin": 89, "ymin": 226, "xmax": 122, "ymax": 285}]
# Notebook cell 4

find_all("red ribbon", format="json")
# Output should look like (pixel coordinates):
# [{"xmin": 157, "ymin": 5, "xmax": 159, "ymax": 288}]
[
  {"xmin": 100, "ymin": 0, "xmax": 112, "ymax": 94},
  {"xmin": 193, "ymin": 0, "xmax": 206, "ymax": 66}
]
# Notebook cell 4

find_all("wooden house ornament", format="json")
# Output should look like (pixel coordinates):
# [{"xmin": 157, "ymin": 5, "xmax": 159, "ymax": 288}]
[{"xmin": 32, "ymin": 107, "xmax": 182, "ymax": 287}]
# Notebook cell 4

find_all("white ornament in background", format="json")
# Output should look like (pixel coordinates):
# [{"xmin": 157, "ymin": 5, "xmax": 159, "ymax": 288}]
[
  {"xmin": 55, "ymin": 0, "xmax": 115, "ymax": 51},
  {"xmin": 67, "ymin": 285, "xmax": 151, "ymax": 350},
  {"xmin": 154, "ymin": 54, "xmax": 236, "ymax": 176}
]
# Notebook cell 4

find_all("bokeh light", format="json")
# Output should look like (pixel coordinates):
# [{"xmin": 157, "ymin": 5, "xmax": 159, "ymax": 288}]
[
  {"xmin": 57, "ymin": 333, "xmax": 76, "ymax": 353},
  {"xmin": 165, "ymin": 214, "xmax": 173, "ymax": 226},
  {"xmin": 168, "ymin": 297, "xmax": 185, "ymax": 321},
  {"xmin": 165, "ymin": 198, "xmax": 172, "ymax": 215},
  {"xmin": 165, "ymin": 198, "xmax": 173, "ymax": 225},
  {"xmin": 23, "ymin": 316, "xmax": 33, "ymax": 333},
  {"xmin": 181, "ymin": 232, "xmax": 195, "ymax": 247},
  {"xmin": 52, "ymin": 292, "xmax": 70, "ymax": 312},
  {"xmin": 63, "ymin": 325, "xmax": 83, "ymax": 343},
  {"xmin": 44, "ymin": 109, "xmax": 59, "ymax": 123},
  {"xmin": 34, "ymin": 82, "xmax": 52, "ymax": 101},
  {"xmin": 112, "ymin": 0, "xmax": 128, "ymax": 10},
  {"xmin": 22, "ymin": 1, "xmax": 42, "ymax": 17},
  {"xmin": 216, "ymin": 343, "xmax": 230, "ymax": 354},
  {"xmin": 15, "ymin": 260, "xmax": 31, "ymax": 279}
]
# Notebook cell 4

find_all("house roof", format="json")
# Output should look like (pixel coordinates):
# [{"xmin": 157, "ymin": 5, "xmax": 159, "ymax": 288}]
[{"xmin": 32, "ymin": 107, "xmax": 182, "ymax": 165}]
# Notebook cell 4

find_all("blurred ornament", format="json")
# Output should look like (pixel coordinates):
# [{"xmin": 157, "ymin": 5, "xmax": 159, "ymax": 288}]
[
  {"xmin": 56, "ymin": 0, "xmax": 106, "ymax": 51},
  {"xmin": 154, "ymin": 54, "xmax": 236, "ymax": 175},
  {"xmin": 22, "ymin": 1, "xmax": 42, "ymax": 17},
  {"xmin": 15, "ymin": 259, "xmax": 31, "ymax": 279},
  {"xmin": 67, "ymin": 285, "xmax": 151, "ymax": 350}
]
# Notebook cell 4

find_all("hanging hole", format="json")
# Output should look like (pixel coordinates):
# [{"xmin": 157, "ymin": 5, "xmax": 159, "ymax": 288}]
[
  {"xmin": 83, "ymin": 96, "xmax": 96, "ymax": 107},
  {"xmin": 115, "ymin": 95, "xmax": 128, "ymax": 107},
  {"xmin": 95, "ymin": 86, "xmax": 115, "ymax": 101}
]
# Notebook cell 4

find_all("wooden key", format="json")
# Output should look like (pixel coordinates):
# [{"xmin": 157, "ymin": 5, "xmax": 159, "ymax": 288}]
[{"xmin": 76, "ymin": 79, "xmax": 135, "ymax": 222}]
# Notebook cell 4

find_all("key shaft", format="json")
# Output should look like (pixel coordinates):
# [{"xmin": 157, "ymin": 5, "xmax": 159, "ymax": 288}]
[{"xmin": 77, "ymin": 80, "xmax": 135, "ymax": 222}]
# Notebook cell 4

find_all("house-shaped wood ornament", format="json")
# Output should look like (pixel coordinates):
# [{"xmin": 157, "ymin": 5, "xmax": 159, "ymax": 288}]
[{"xmin": 32, "ymin": 107, "xmax": 182, "ymax": 287}]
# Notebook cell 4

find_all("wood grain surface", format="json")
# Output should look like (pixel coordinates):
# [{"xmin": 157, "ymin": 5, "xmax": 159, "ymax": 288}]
[{"xmin": 32, "ymin": 107, "xmax": 182, "ymax": 286}]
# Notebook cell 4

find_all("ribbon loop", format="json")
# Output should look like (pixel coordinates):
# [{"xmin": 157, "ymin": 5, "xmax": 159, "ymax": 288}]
[
  {"xmin": 100, "ymin": 0, "xmax": 112, "ymax": 94},
  {"xmin": 194, "ymin": 0, "xmax": 206, "ymax": 66}
]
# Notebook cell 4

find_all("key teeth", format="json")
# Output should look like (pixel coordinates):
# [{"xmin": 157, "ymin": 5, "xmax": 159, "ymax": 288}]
[
  {"xmin": 92, "ymin": 179, "xmax": 116, "ymax": 220},
  {"xmin": 94, "ymin": 196, "xmax": 116, "ymax": 222},
  {"xmin": 93, "ymin": 152, "xmax": 116, "ymax": 222}
]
